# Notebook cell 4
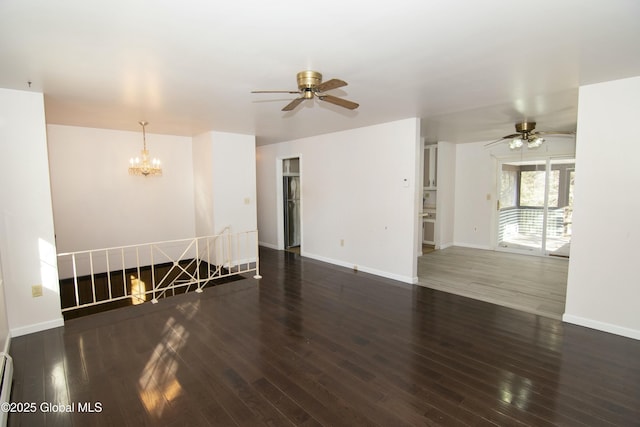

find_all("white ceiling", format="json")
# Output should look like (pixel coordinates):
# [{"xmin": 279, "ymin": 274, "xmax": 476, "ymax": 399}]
[{"xmin": 1, "ymin": 0, "xmax": 639, "ymax": 145}]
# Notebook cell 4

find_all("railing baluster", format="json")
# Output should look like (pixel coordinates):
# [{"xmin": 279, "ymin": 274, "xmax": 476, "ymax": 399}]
[
  {"xmin": 121, "ymin": 248, "xmax": 127, "ymax": 297},
  {"xmin": 150, "ymin": 244, "xmax": 155, "ymax": 302},
  {"xmin": 195, "ymin": 238, "xmax": 202, "ymax": 292},
  {"xmin": 89, "ymin": 251, "xmax": 96, "ymax": 303},
  {"xmin": 227, "ymin": 232, "xmax": 232, "ymax": 274},
  {"xmin": 234, "ymin": 232, "xmax": 238, "ymax": 273},
  {"xmin": 106, "ymin": 250, "xmax": 112, "ymax": 301},
  {"xmin": 72, "ymin": 253, "xmax": 80, "ymax": 307},
  {"xmin": 131, "ymin": 246, "xmax": 142, "ymax": 304},
  {"xmin": 135, "ymin": 246, "xmax": 141, "ymax": 293},
  {"xmin": 254, "ymin": 230, "xmax": 262, "ymax": 279},
  {"xmin": 207, "ymin": 237, "xmax": 211, "ymax": 279}
]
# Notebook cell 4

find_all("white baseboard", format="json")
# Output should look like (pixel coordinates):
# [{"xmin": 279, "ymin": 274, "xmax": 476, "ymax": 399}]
[
  {"xmin": 258, "ymin": 241, "xmax": 279, "ymax": 250},
  {"xmin": 222, "ymin": 257, "xmax": 257, "ymax": 267},
  {"xmin": 453, "ymin": 242, "xmax": 492, "ymax": 250},
  {"xmin": 302, "ymin": 252, "xmax": 415, "ymax": 284},
  {"xmin": 438, "ymin": 242, "xmax": 454, "ymax": 250},
  {"xmin": 562, "ymin": 314, "xmax": 640, "ymax": 341},
  {"xmin": 10, "ymin": 318, "xmax": 64, "ymax": 338}
]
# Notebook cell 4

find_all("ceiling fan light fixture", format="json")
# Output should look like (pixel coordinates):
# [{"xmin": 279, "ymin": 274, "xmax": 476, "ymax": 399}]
[
  {"xmin": 528, "ymin": 137, "xmax": 545, "ymax": 149},
  {"xmin": 509, "ymin": 138, "xmax": 524, "ymax": 149},
  {"xmin": 302, "ymin": 88, "xmax": 314, "ymax": 99},
  {"xmin": 485, "ymin": 121, "xmax": 575, "ymax": 150}
]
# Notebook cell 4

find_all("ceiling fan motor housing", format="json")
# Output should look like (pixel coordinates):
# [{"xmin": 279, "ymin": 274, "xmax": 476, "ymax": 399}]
[
  {"xmin": 515, "ymin": 121, "xmax": 536, "ymax": 140},
  {"xmin": 297, "ymin": 71, "xmax": 322, "ymax": 89},
  {"xmin": 297, "ymin": 71, "xmax": 323, "ymax": 99}
]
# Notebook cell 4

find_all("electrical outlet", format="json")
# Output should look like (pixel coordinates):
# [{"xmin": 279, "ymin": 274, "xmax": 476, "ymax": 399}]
[
  {"xmin": 32, "ymin": 284, "xmax": 43, "ymax": 297},
  {"xmin": 244, "ymin": 197, "xmax": 251, "ymax": 205},
  {"xmin": 340, "ymin": 239, "xmax": 344, "ymax": 247}
]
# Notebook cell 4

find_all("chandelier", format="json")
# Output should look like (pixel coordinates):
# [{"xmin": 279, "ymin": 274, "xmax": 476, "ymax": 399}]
[{"xmin": 128, "ymin": 121, "xmax": 162, "ymax": 177}]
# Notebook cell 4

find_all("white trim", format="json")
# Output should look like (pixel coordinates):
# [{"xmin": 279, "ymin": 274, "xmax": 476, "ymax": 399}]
[
  {"xmin": 223, "ymin": 257, "xmax": 257, "ymax": 268},
  {"xmin": 302, "ymin": 252, "xmax": 415, "ymax": 284},
  {"xmin": 276, "ymin": 154, "xmax": 304, "ymax": 252},
  {"xmin": 2, "ymin": 334, "xmax": 9, "ymax": 355},
  {"xmin": 562, "ymin": 314, "xmax": 640, "ymax": 341},
  {"xmin": 452, "ymin": 242, "xmax": 492, "ymax": 250},
  {"xmin": 10, "ymin": 318, "xmax": 64, "ymax": 337},
  {"xmin": 438, "ymin": 242, "xmax": 454, "ymax": 250},
  {"xmin": 259, "ymin": 241, "xmax": 278, "ymax": 250}
]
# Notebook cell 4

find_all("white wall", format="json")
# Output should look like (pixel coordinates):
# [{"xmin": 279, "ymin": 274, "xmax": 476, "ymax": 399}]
[
  {"xmin": 564, "ymin": 76, "xmax": 640, "ymax": 340},
  {"xmin": 256, "ymin": 143, "xmax": 280, "ymax": 249},
  {"xmin": 210, "ymin": 132, "xmax": 258, "ymax": 235},
  {"xmin": 257, "ymin": 118, "xmax": 421, "ymax": 283},
  {"xmin": 47, "ymin": 125, "xmax": 196, "ymax": 253},
  {"xmin": 0, "ymin": 252, "xmax": 10, "ymax": 352},
  {"xmin": 193, "ymin": 132, "xmax": 215, "ymax": 236},
  {"xmin": 0, "ymin": 89, "xmax": 63, "ymax": 336},
  {"xmin": 436, "ymin": 141, "xmax": 456, "ymax": 248},
  {"xmin": 453, "ymin": 141, "xmax": 495, "ymax": 248},
  {"xmin": 193, "ymin": 131, "xmax": 257, "ymax": 236}
]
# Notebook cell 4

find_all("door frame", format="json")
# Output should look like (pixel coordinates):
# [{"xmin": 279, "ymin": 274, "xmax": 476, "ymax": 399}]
[{"xmin": 276, "ymin": 154, "xmax": 303, "ymax": 251}]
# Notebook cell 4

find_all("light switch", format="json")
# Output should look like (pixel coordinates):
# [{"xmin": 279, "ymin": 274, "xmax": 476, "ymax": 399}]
[{"xmin": 32, "ymin": 284, "xmax": 43, "ymax": 297}]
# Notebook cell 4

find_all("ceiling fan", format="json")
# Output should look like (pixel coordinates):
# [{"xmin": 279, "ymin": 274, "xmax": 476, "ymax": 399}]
[
  {"xmin": 485, "ymin": 122, "xmax": 575, "ymax": 150},
  {"xmin": 252, "ymin": 70, "xmax": 359, "ymax": 112}
]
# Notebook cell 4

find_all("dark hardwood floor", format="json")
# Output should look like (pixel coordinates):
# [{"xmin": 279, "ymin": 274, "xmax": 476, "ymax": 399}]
[{"xmin": 8, "ymin": 247, "xmax": 640, "ymax": 426}]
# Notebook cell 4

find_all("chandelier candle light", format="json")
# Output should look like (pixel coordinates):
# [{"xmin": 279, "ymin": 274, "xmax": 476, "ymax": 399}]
[{"xmin": 128, "ymin": 121, "xmax": 162, "ymax": 176}]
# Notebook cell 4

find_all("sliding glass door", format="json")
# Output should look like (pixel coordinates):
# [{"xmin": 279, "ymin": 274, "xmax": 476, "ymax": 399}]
[{"xmin": 497, "ymin": 157, "xmax": 575, "ymax": 257}]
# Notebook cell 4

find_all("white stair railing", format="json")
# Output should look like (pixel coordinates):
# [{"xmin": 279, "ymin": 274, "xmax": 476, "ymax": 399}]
[{"xmin": 57, "ymin": 229, "xmax": 261, "ymax": 313}]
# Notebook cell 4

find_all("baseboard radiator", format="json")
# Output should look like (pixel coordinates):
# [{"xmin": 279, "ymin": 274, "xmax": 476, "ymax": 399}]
[{"xmin": 0, "ymin": 353, "xmax": 13, "ymax": 427}]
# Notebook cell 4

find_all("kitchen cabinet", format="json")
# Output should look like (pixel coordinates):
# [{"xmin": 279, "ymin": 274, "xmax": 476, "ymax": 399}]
[
  {"xmin": 423, "ymin": 145, "xmax": 437, "ymax": 189},
  {"xmin": 422, "ymin": 210, "xmax": 436, "ymax": 245},
  {"xmin": 421, "ymin": 143, "xmax": 438, "ymax": 247}
]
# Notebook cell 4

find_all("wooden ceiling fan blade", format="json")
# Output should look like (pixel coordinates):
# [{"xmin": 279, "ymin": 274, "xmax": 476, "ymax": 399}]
[
  {"xmin": 502, "ymin": 133, "xmax": 521, "ymax": 139},
  {"xmin": 316, "ymin": 78, "xmax": 347, "ymax": 92},
  {"xmin": 282, "ymin": 97, "xmax": 305, "ymax": 111},
  {"xmin": 252, "ymin": 90, "xmax": 301, "ymax": 94},
  {"xmin": 319, "ymin": 95, "xmax": 359, "ymax": 110},
  {"xmin": 535, "ymin": 131, "xmax": 576, "ymax": 136},
  {"xmin": 484, "ymin": 138, "xmax": 507, "ymax": 148}
]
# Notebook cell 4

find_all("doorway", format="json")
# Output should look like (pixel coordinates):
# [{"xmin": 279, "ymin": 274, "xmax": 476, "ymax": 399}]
[
  {"xmin": 496, "ymin": 157, "xmax": 575, "ymax": 257},
  {"xmin": 283, "ymin": 158, "xmax": 301, "ymax": 253}
]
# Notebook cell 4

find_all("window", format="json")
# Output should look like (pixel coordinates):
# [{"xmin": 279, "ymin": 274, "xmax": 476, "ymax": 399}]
[
  {"xmin": 499, "ymin": 169, "xmax": 517, "ymax": 209},
  {"xmin": 519, "ymin": 170, "xmax": 559, "ymax": 207},
  {"xmin": 568, "ymin": 169, "xmax": 575, "ymax": 208}
]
